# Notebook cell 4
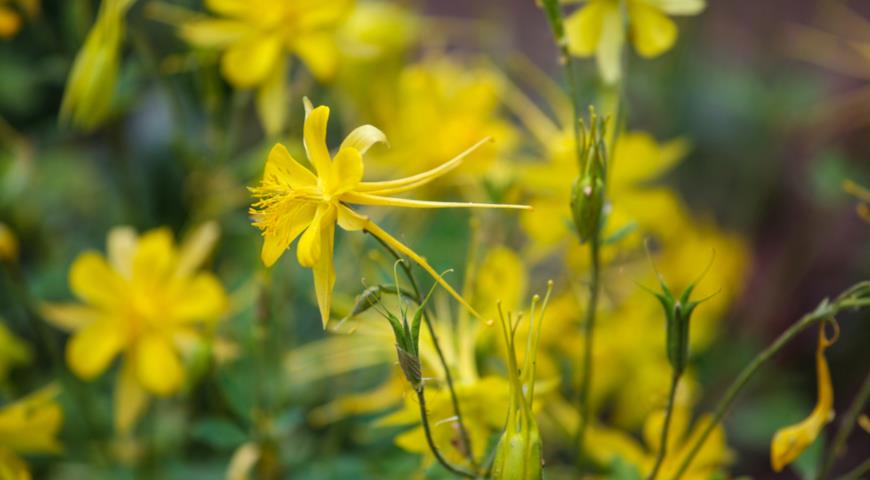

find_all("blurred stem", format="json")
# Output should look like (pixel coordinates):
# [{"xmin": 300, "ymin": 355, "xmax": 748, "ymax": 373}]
[
  {"xmin": 414, "ymin": 387, "xmax": 476, "ymax": 478},
  {"xmin": 818, "ymin": 369, "xmax": 870, "ymax": 479},
  {"xmin": 368, "ymin": 232, "xmax": 478, "ymax": 472},
  {"xmin": 834, "ymin": 458, "xmax": 870, "ymax": 480},
  {"xmin": 669, "ymin": 283, "xmax": 870, "ymax": 480},
  {"xmin": 648, "ymin": 372, "xmax": 681, "ymax": 480},
  {"xmin": 575, "ymin": 235, "xmax": 601, "ymax": 466}
]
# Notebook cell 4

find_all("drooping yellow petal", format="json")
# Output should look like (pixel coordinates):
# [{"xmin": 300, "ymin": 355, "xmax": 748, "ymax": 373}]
[
  {"xmin": 257, "ymin": 203, "xmax": 318, "ymax": 267},
  {"xmin": 329, "ymin": 147, "xmax": 364, "ymax": 196},
  {"xmin": 114, "ymin": 358, "xmax": 149, "ymax": 435},
  {"xmin": 66, "ymin": 317, "xmax": 125, "ymax": 379},
  {"xmin": 69, "ymin": 252, "xmax": 127, "ymax": 310},
  {"xmin": 134, "ymin": 334, "xmax": 184, "ymax": 396},
  {"xmin": 340, "ymin": 124, "xmax": 388, "ymax": 155},
  {"xmin": 296, "ymin": 204, "xmax": 331, "ymax": 268},
  {"xmin": 770, "ymin": 323, "xmax": 836, "ymax": 472},
  {"xmin": 565, "ymin": 1, "xmax": 605, "ymax": 57},
  {"xmin": 311, "ymin": 216, "xmax": 336, "ymax": 328},
  {"xmin": 337, "ymin": 206, "xmax": 483, "ymax": 320},
  {"xmin": 220, "ymin": 33, "xmax": 283, "ymax": 88},
  {"xmin": 302, "ymin": 101, "xmax": 335, "ymax": 179},
  {"xmin": 630, "ymin": 2, "xmax": 678, "ymax": 58},
  {"xmin": 356, "ymin": 137, "xmax": 492, "ymax": 195},
  {"xmin": 596, "ymin": 4, "xmax": 626, "ymax": 84},
  {"xmin": 341, "ymin": 191, "xmax": 530, "ymax": 210}
]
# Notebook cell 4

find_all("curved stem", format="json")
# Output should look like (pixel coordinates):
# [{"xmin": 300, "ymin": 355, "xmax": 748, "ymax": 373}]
[
  {"xmin": 648, "ymin": 372, "xmax": 681, "ymax": 480},
  {"xmin": 368, "ymin": 232, "xmax": 478, "ymax": 471},
  {"xmin": 818, "ymin": 369, "xmax": 870, "ymax": 479},
  {"xmin": 669, "ymin": 288, "xmax": 868, "ymax": 480},
  {"xmin": 415, "ymin": 388, "xmax": 476, "ymax": 478}
]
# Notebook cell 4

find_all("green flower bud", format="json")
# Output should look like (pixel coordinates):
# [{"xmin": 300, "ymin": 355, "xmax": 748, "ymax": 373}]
[{"xmin": 570, "ymin": 175, "xmax": 604, "ymax": 243}]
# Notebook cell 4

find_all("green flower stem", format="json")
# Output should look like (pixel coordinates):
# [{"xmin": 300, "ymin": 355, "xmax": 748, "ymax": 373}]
[
  {"xmin": 669, "ymin": 284, "xmax": 870, "ymax": 480},
  {"xmin": 834, "ymin": 458, "xmax": 870, "ymax": 480},
  {"xmin": 575, "ymin": 233, "xmax": 602, "ymax": 466},
  {"xmin": 415, "ymin": 387, "xmax": 477, "ymax": 479},
  {"xmin": 368, "ymin": 232, "xmax": 479, "ymax": 472},
  {"xmin": 818, "ymin": 369, "xmax": 870, "ymax": 479},
  {"xmin": 648, "ymin": 372, "xmax": 681, "ymax": 480}
]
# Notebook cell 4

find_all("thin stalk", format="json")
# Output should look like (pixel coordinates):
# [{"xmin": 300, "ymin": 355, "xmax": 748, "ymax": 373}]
[
  {"xmin": 575, "ymin": 234, "xmax": 601, "ymax": 464},
  {"xmin": 818, "ymin": 369, "xmax": 870, "ymax": 479},
  {"xmin": 834, "ymin": 458, "xmax": 870, "ymax": 480},
  {"xmin": 368, "ymin": 232, "xmax": 478, "ymax": 471},
  {"xmin": 648, "ymin": 372, "xmax": 681, "ymax": 480},
  {"xmin": 415, "ymin": 387, "xmax": 476, "ymax": 478},
  {"xmin": 668, "ymin": 288, "xmax": 868, "ymax": 480}
]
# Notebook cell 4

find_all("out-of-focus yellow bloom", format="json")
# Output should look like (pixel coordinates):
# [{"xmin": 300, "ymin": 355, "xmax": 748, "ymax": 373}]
[
  {"xmin": 0, "ymin": 0, "xmax": 38, "ymax": 39},
  {"xmin": 337, "ymin": 1, "xmax": 417, "ymax": 63},
  {"xmin": 180, "ymin": 0, "xmax": 353, "ymax": 135},
  {"xmin": 60, "ymin": 0, "xmax": 134, "ymax": 131},
  {"xmin": 844, "ymin": 179, "xmax": 870, "ymax": 223},
  {"xmin": 0, "ymin": 322, "xmax": 31, "ymax": 380},
  {"xmin": 565, "ymin": 0, "xmax": 705, "ymax": 83},
  {"xmin": 43, "ymin": 224, "xmax": 227, "ymax": 434},
  {"xmin": 0, "ymin": 385, "xmax": 63, "ymax": 479},
  {"xmin": 0, "ymin": 223, "xmax": 18, "ymax": 263},
  {"xmin": 249, "ymin": 98, "xmax": 528, "ymax": 327},
  {"xmin": 771, "ymin": 322, "xmax": 837, "ymax": 472},
  {"xmin": 367, "ymin": 58, "xmax": 518, "ymax": 183}
]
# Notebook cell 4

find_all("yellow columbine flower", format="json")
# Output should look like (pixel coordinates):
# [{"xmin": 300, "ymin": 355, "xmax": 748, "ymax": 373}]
[
  {"xmin": 249, "ymin": 98, "xmax": 528, "ymax": 327},
  {"xmin": 565, "ymin": 0, "xmax": 705, "ymax": 83},
  {"xmin": 770, "ymin": 322, "xmax": 837, "ymax": 472},
  {"xmin": 60, "ymin": 0, "xmax": 134, "ymax": 131},
  {"xmin": 180, "ymin": 0, "xmax": 353, "ymax": 135},
  {"xmin": 0, "ymin": 385, "xmax": 63, "ymax": 479},
  {"xmin": 43, "ymin": 224, "xmax": 227, "ymax": 433}
]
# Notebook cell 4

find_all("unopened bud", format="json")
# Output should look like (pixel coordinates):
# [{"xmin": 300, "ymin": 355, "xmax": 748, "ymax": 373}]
[{"xmin": 570, "ymin": 175, "xmax": 604, "ymax": 243}]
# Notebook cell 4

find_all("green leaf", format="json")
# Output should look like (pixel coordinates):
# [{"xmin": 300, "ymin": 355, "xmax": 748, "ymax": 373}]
[{"xmin": 190, "ymin": 418, "xmax": 248, "ymax": 451}]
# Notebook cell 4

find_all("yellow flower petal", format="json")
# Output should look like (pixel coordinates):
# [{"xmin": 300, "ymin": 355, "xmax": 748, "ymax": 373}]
[
  {"xmin": 205, "ymin": 0, "xmax": 248, "ymax": 17},
  {"xmin": 565, "ymin": 1, "xmax": 605, "ymax": 57},
  {"xmin": 643, "ymin": 0, "xmax": 705, "ymax": 16},
  {"xmin": 134, "ymin": 334, "xmax": 184, "ymax": 396},
  {"xmin": 294, "ymin": 31, "xmax": 339, "ymax": 81},
  {"xmin": 256, "ymin": 56, "xmax": 289, "ymax": 137},
  {"xmin": 180, "ymin": 19, "xmax": 250, "ymax": 48},
  {"xmin": 296, "ymin": 204, "xmax": 331, "ymax": 268},
  {"xmin": 220, "ymin": 33, "xmax": 283, "ymax": 88},
  {"xmin": 263, "ymin": 143, "xmax": 318, "ymax": 188},
  {"xmin": 340, "ymin": 125, "xmax": 388, "ymax": 155},
  {"xmin": 66, "ymin": 318, "xmax": 125, "ymax": 380},
  {"xmin": 131, "ymin": 228, "xmax": 175, "ymax": 290},
  {"xmin": 341, "ymin": 191, "xmax": 530, "ymax": 210},
  {"xmin": 0, "ymin": 385, "xmax": 63, "ymax": 454},
  {"xmin": 259, "ymin": 204, "xmax": 318, "ymax": 267},
  {"xmin": 0, "ymin": 447, "xmax": 30, "ymax": 480},
  {"xmin": 69, "ymin": 252, "xmax": 126, "ymax": 310},
  {"xmin": 41, "ymin": 304, "xmax": 102, "ymax": 332},
  {"xmin": 596, "ymin": 5, "xmax": 626, "ymax": 83},
  {"xmin": 630, "ymin": 2, "xmax": 678, "ymax": 58},
  {"xmin": 329, "ymin": 147, "xmax": 364, "ymax": 196},
  {"xmin": 107, "ymin": 226, "xmax": 137, "ymax": 278},
  {"xmin": 175, "ymin": 221, "xmax": 220, "ymax": 278},
  {"xmin": 311, "ymin": 218, "xmax": 336, "ymax": 328},
  {"xmin": 613, "ymin": 132, "xmax": 689, "ymax": 185},
  {"xmin": 170, "ymin": 273, "xmax": 227, "ymax": 322},
  {"xmin": 114, "ymin": 358, "xmax": 149, "ymax": 435},
  {"xmin": 302, "ymin": 102, "xmax": 334, "ymax": 178}
]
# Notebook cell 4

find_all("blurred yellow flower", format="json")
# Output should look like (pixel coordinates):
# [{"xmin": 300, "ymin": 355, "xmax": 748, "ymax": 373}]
[
  {"xmin": 43, "ymin": 224, "xmax": 227, "ymax": 433},
  {"xmin": 180, "ymin": 0, "xmax": 353, "ymax": 135},
  {"xmin": 0, "ymin": 0, "xmax": 38, "ymax": 39},
  {"xmin": 0, "ymin": 223, "xmax": 18, "ymax": 263},
  {"xmin": 0, "ymin": 322, "xmax": 31, "ymax": 381},
  {"xmin": 844, "ymin": 179, "xmax": 870, "ymax": 223},
  {"xmin": 250, "ymin": 98, "xmax": 528, "ymax": 327},
  {"xmin": 565, "ymin": 0, "xmax": 705, "ymax": 83},
  {"xmin": 0, "ymin": 385, "xmax": 63, "ymax": 480},
  {"xmin": 60, "ymin": 0, "xmax": 134, "ymax": 131},
  {"xmin": 770, "ymin": 322, "xmax": 837, "ymax": 472},
  {"xmin": 367, "ymin": 58, "xmax": 518, "ymax": 183}
]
